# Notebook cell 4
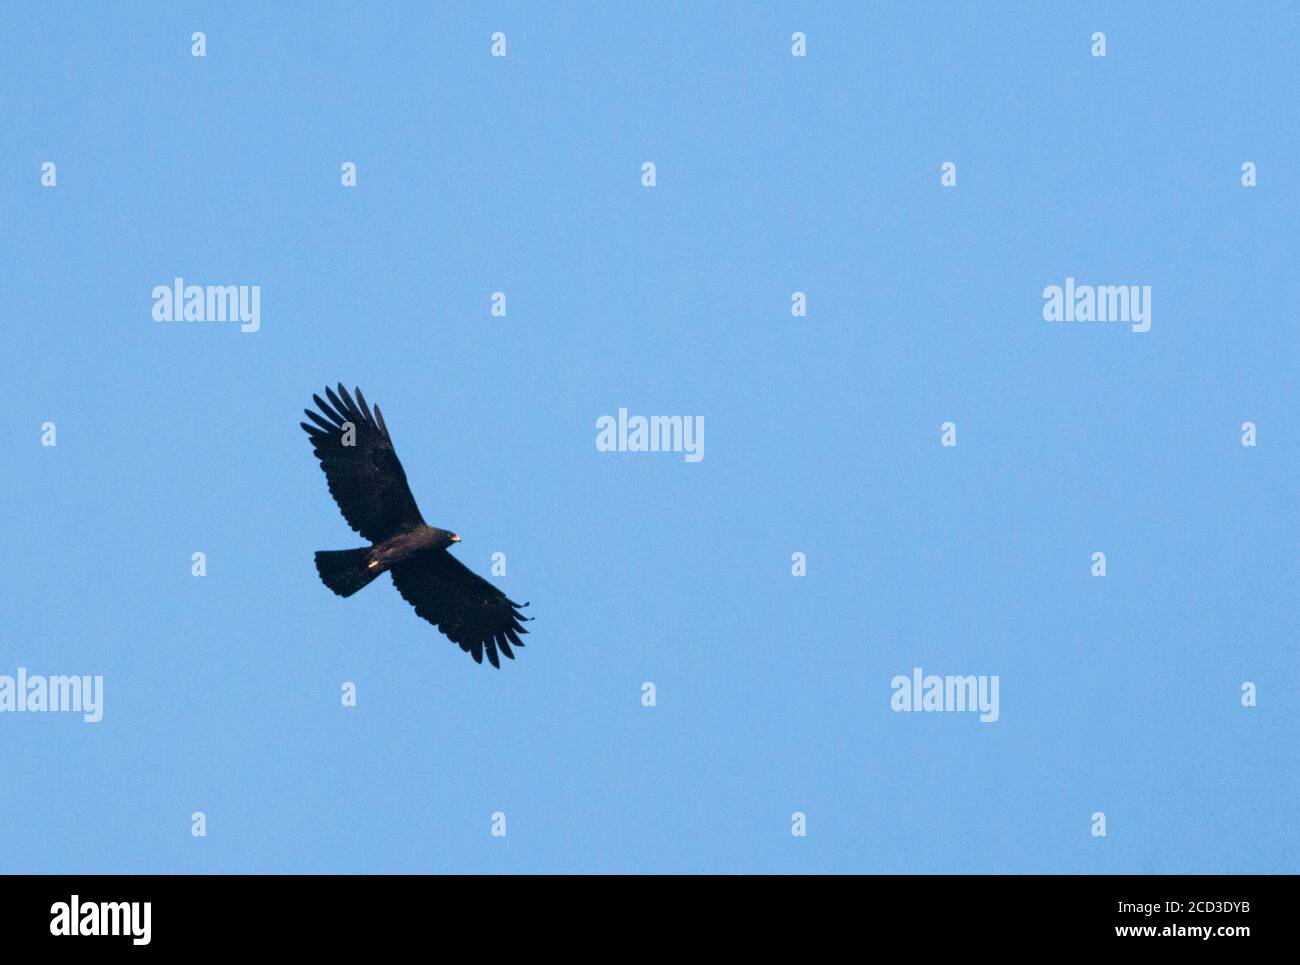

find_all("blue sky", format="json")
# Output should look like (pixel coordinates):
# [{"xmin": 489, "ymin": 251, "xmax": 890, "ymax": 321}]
[{"xmin": 2, "ymin": 2, "xmax": 1296, "ymax": 873}]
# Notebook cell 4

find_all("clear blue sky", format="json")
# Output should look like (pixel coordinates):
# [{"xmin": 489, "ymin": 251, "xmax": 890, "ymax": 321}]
[{"xmin": 2, "ymin": 2, "xmax": 1295, "ymax": 873}]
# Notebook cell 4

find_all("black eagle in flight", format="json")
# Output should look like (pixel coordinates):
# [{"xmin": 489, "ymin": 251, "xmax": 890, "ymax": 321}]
[{"xmin": 300, "ymin": 384, "xmax": 532, "ymax": 667}]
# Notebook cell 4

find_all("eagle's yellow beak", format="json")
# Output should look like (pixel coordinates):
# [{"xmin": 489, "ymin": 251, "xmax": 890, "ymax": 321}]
[{"xmin": 451, "ymin": 534, "xmax": 461, "ymax": 542}]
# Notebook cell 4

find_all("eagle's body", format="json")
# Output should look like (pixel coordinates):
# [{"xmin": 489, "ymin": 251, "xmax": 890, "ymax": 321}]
[
  {"xmin": 301, "ymin": 384, "xmax": 532, "ymax": 668},
  {"xmin": 367, "ymin": 524, "xmax": 444, "ymax": 572}
]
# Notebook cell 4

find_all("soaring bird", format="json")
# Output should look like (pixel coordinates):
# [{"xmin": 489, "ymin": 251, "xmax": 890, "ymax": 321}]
[{"xmin": 300, "ymin": 384, "xmax": 532, "ymax": 667}]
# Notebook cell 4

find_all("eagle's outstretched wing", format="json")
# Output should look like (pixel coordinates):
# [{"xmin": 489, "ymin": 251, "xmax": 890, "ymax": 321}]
[
  {"xmin": 390, "ymin": 550, "xmax": 532, "ymax": 668},
  {"xmin": 300, "ymin": 384, "xmax": 425, "ymax": 543}
]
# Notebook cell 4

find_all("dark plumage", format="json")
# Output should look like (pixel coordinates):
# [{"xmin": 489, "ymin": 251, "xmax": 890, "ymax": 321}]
[{"xmin": 301, "ymin": 384, "xmax": 532, "ymax": 668}]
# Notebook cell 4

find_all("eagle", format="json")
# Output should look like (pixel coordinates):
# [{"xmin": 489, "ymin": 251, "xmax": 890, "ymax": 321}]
[{"xmin": 300, "ymin": 384, "xmax": 532, "ymax": 667}]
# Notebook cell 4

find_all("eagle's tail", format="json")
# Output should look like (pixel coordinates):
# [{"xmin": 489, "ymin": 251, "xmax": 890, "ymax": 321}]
[{"xmin": 314, "ymin": 547, "xmax": 381, "ymax": 598}]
